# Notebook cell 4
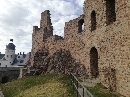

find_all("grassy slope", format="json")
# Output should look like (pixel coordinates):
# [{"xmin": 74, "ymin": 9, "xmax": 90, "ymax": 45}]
[
  {"xmin": 0, "ymin": 74, "xmax": 75, "ymax": 97},
  {"xmin": 86, "ymin": 83, "xmax": 119, "ymax": 97}
]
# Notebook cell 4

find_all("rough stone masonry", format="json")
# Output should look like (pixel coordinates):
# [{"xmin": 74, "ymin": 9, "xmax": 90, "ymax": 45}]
[{"xmin": 29, "ymin": 0, "xmax": 130, "ymax": 96}]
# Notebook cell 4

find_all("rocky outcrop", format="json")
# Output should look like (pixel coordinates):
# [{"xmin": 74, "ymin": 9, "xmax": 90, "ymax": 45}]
[{"xmin": 33, "ymin": 48, "xmax": 87, "ymax": 77}]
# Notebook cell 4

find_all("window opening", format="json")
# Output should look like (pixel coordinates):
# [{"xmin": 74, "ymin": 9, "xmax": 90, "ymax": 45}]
[
  {"xmin": 105, "ymin": 0, "xmax": 116, "ymax": 25},
  {"xmin": 90, "ymin": 47, "xmax": 98, "ymax": 78},
  {"xmin": 2, "ymin": 76, "xmax": 9, "ymax": 84},
  {"xmin": 91, "ymin": 10, "xmax": 96, "ymax": 31},
  {"xmin": 78, "ymin": 19, "xmax": 84, "ymax": 33}
]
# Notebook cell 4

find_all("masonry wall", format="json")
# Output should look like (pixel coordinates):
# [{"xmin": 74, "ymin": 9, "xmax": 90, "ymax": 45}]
[
  {"xmin": 0, "ymin": 70, "xmax": 20, "ymax": 83},
  {"xmin": 83, "ymin": 0, "xmax": 130, "ymax": 96},
  {"xmin": 31, "ymin": 10, "xmax": 53, "ymax": 66},
  {"xmin": 30, "ymin": 0, "xmax": 130, "ymax": 96}
]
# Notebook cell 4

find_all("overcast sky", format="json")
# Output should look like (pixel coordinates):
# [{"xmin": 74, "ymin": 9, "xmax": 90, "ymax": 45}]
[{"xmin": 0, "ymin": 0, "xmax": 85, "ymax": 54}]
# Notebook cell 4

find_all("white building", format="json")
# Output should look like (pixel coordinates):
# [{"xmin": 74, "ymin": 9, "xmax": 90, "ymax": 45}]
[{"xmin": 0, "ymin": 40, "xmax": 30, "ymax": 67}]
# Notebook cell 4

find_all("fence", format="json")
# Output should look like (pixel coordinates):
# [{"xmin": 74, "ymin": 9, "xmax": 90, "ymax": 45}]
[{"xmin": 70, "ymin": 73, "xmax": 93, "ymax": 97}]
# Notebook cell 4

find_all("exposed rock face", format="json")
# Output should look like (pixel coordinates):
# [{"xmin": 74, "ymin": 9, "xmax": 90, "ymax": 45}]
[{"xmin": 33, "ymin": 48, "xmax": 87, "ymax": 77}]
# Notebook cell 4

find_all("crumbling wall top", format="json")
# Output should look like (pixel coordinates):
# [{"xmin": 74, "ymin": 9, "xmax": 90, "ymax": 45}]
[
  {"xmin": 64, "ymin": 14, "xmax": 85, "ymax": 39},
  {"xmin": 40, "ymin": 10, "xmax": 52, "ymax": 28}
]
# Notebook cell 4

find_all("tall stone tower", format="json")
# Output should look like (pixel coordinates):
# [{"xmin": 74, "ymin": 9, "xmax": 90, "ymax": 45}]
[
  {"xmin": 40, "ymin": 10, "xmax": 52, "ymax": 28},
  {"xmin": 41, "ymin": 10, "xmax": 53, "ymax": 41},
  {"xmin": 33, "ymin": 10, "xmax": 53, "ymax": 42},
  {"xmin": 31, "ymin": 10, "xmax": 53, "ymax": 66}
]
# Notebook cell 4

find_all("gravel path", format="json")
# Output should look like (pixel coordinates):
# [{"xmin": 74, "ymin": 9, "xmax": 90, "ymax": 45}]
[
  {"xmin": 81, "ymin": 78, "xmax": 100, "ymax": 87},
  {"xmin": 0, "ymin": 88, "xmax": 4, "ymax": 97}
]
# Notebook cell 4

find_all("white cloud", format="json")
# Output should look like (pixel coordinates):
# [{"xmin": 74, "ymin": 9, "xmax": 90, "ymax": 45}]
[
  {"xmin": 76, "ymin": 0, "xmax": 85, "ymax": 7},
  {"xmin": 0, "ymin": 0, "xmax": 84, "ymax": 54},
  {"xmin": 53, "ymin": 15, "xmax": 78, "ymax": 36}
]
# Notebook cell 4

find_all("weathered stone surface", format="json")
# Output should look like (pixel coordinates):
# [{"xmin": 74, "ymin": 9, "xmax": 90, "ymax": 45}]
[
  {"xmin": 33, "ymin": 48, "xmax": 87, "ymax": 77},
  {"xmin": 0, "ymin": 68, "xmax": 20, "ymax": 83},
  {"xmin": 102, "ymin": 66, "xmax": 116, "ymax": 92},
  {"xmin": 29, "ymin": 0, "xmax": 130, "ymax": 96}
]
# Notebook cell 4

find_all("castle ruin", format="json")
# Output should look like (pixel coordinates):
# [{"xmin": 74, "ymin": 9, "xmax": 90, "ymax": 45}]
[{"xmin": 30, "ymin": 0, "xmax": 130, "ymax": 96}]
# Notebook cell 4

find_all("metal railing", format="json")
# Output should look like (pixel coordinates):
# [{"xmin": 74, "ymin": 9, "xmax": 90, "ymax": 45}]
[{"xmin": 70, "ymin": 73, "xmax": 93, "ymax": 97}]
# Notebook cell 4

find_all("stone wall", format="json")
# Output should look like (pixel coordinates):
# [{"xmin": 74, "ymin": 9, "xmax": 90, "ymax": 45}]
[
  {"xmin": 83, "ymin": 0, "xmax": 130, "ymax": 96},
  {"xmin": 0, "ymin": 68, "xmax": 20, "ymax": 83},
  {"xmin": 30, "ymin": 0, "xmax": 130, "ymax": 96},
  {"xmin": 31, "ymin": 10, "xmax": 53, "ymax": 66},
  {"xmin": 33, "ymin": 48, "xmax": 87, "ymax": 77}
]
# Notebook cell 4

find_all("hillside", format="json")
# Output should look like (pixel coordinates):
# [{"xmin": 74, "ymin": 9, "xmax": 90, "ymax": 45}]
[{"xmin": 0, "ymin": 74, "xmax": 75, "ymax": 97}]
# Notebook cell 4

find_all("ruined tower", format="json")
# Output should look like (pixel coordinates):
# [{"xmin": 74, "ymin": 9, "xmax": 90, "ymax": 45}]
[
  {"xmin": 30, "ymin": 0, "xmax": 130, "ymax": 96},
  {"xmin": 40, "ymin": 10, "xmax": 53, "ymax": 41},
  {"xmin": 33, "ymin": 10, "xmax": 53, "ymax": 42},
  {"xmin": 31, "ymin": 10, "xmax": 53, "ymax": 66}
]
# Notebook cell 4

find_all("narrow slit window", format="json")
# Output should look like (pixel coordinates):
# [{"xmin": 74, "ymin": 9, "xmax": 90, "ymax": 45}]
[
  {"xmin": 43, "ymin": 27, "xmax": 47, "ymax": 42},
  {"xmin": 91, "ymin": 10, "xmax": 96, "ymax": 31},
  {"xmin": 105, "ymin": 0, "xmax": 116, "ymax": 25}
]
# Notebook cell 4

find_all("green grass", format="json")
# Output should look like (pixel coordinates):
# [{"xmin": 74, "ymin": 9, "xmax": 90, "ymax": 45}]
[
  {"xmin": 86, "ymin": 83, "xmax": 119, "ymax": 97},
  {"xmin": 0, "ymin": 74, "xmax": 75, "ymax": 97}
]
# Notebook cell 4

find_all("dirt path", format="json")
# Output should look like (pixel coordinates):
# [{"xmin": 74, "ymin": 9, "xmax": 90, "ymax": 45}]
[
  {"xmin": 78, "ymin": 88, "xmax": 89, "ymax": 97},
  {"xmin": 77, "ymin": 78, "xmax": 100, "ymax": 97},
  {"xmin": 81, "ymin": 78, "xmax": 100, "ymax": 87},
  {"xmin": 0, "ymin": 88, "xmax": 4, "ymax": 97}
]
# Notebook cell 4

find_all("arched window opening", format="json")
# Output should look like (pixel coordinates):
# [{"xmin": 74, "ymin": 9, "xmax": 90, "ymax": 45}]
[
  {"xmin": 78, "ymin": 19, "xmax": 84, "ymax": 33},
  {"xmin": 105, "ymin": 0, "xmax": 116, "ymax": 25},
  {"xmin": 90, "ymin": 47, "xmax": 98, "ymax": 78},
  {"xmin": 2, "ymin": 76, "xmax": 9, "ymax": 84},
  {"xmin": 91, "ymin": 11, "xmax": 96, "ymax": 31}
]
